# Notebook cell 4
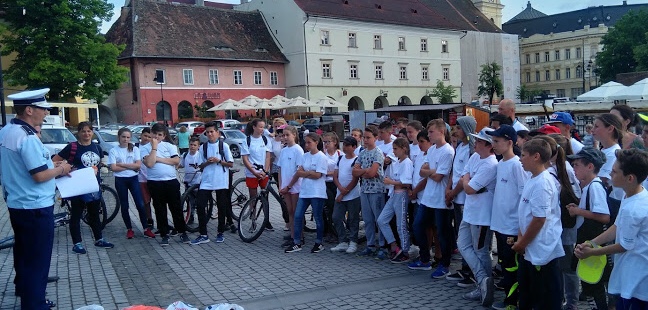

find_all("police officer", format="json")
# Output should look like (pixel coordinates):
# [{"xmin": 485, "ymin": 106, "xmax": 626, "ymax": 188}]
[{"xmin": 0, "ymin": 88, "xmax": 72, "ymax": 309}]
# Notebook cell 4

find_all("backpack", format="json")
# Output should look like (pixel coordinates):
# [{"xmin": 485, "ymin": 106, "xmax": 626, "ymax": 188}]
[
  {"xmin": 577, "ymin": 180, "xmax": 607, "ymax": 243},
  {"xmin": 199, "ymin": 139, "xmax": 226, "ymax": 172},
  {"xmin": 246, "ymin": 135, "xmax": 268, "ymax": 148},
  {"xmin": 550, "ymin": 172, "xmax": 579, "ymax": 229},
  {"xmin": 337, "ymin": 155, "xmax": 358, "ymax": 169},
  {"xmin": 68, "ymin": 141, "xmax": 78, "ymax": 163}
]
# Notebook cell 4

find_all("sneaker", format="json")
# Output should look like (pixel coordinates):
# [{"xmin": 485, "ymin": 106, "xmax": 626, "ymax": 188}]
[
  {"xmin": 143, "ymin": 228, "xmax": 156, "ymax": 238},
  {"xmin": 229, "ymin": 224, "xmax": 237, "ymax": 234},
  {"xmin": 346, "ymin": 241, "xmax": 358, "ymax": 254},
  {"xmin": 407, "ymin": 260, "xmax": 432, "ymax": 271},
  {"xmin": 390, "ymin": 251, "xmax": 409, "ymax": 264},
  {"xmin": 154, "ymin": 229, "xmax": 161, "ymax": 235},
  {"xmin": 431, "ymin": 266, "xmax": 450, "ymax": 279},
  {"xmin": 215, "ymin": 233, "xmax": 225, "ymax": 243},
  {"xmin": 491, "ymin": 301, "xmax": 513, "ymax": 310},
  {"xmin": 463, "ymin": 288, "xmax": 481, "ymax": 301},
  {"xmin": 126, "ymin": 229, "xmax": 135, "ymax": 239},
  {"xmin": 283, "ymin": 225, "xmax": 290, "ymax": 231},
  {"xmin": 375, "ymin": 249, "xmax": 387, "ymax": 260},
  {"xmin": 480, "ymin": 277, "xmax": 494, "ymax": 307},
  {"xmin": 285, "ymin": 243, "xmax": 302, "ymax": 253},
  {"xmin": 492, "ymin": 267, "xmax": 503, "ymax": 279},
  {"xmin": 446, "ymin": 271, "xmax": 465, "ymax": 281},
  {"xmin": 265, "ymin": 222, "xmax": 275, "ymax": 232},
  {"xmin": 179, "ymin": 233, "xmax": 191, "ymax": 244},
  {"xmin": 458, "ymin": 276, "xmax": 477, "ymax": 288},
  {"xmin": 356, "ymin": 247, "xmax": 376, "ymax": 257},
  {"xmin": 311, "ymin": 243, "xmax": 325, "ymax": 253},
  {"xmin": 191, "ymin": 235, "xmax": 210, "ymax": 245},
  {"xmin": 94, "ymin": 239, "xmax": 114, "ymax": 249},
  {"xmin": 408, "ymin": 244, "xmax": 420, "ymax": 257},
  {"xmin": 161, "ymin": 236, "xmax": 170, "ymax": 246},
  {"xmin": 169, "ymin": 229, "xmax": 179, "ymax": 237},
  {"xmin": 72, "ymin": 243, "xmax": 86, "ymax": 254},
  {"xmin": 330, "ymin": 242, "xmax": 349, "ymax": 252},
  {"xmin": 494, "ymin": 280, "xmax": 505, "ymax": 291}
]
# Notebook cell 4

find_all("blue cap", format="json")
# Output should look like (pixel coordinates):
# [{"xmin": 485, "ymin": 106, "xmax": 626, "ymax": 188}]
[
  {"xmin": 486, "ymin": 124, "xmax": 517, "ymax": 144},
  {"xmin": 545, "ymin": 112, "xmax": 574, "ymax": 126},
  {"xmin": 8, "ymin": 88, "xmax": 52, "ymax": 109}
]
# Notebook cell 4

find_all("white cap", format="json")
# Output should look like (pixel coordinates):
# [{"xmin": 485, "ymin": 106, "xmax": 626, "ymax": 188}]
[
  {"xmin": 8, "ymin": 88, "xmax": 52, "ymax": 109},
  {"xmin": 469, "ymin": 127, "xmax": 493, "ymax": 144}
]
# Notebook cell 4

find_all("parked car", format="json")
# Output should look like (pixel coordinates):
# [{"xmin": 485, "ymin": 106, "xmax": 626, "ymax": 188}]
[
  {"xmin": 197, "ymin": 129, "xmax": 246, "ymax": 158},
  {"xmin": 302, "ymin": 114, "xmax": 345, "ymax": 132},
  {"xmin": 127, "ymin": 125, "xmax": 177, "ymax": 140},
  {"xmin": 174, "ymin": 121, "xmax": 203, "ymax": 135},
  {"xmin": 93, "ymin": 129, "xmax": 140, "ymax": 156},
  {"xmin": 232, "ymin": 123, "xmax": 247, "ymax": 133},
  {"xmin": 40, "ymin": 126, "xmax": 77, "ymax": 156},
  {"xmin": 193, "ymin": 119, "xmax": 241, "ymax": 136}
]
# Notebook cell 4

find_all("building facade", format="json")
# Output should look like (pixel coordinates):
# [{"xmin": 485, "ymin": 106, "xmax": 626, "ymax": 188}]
[{"xmin": 472, "ymin": 0, "xmax": 505, "ymax": 28}]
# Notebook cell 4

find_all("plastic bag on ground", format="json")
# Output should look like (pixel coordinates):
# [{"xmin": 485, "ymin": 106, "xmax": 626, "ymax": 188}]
[
  {"xmin": 76, "ymin": 306, "xmax": 104, "ymax": 310},
  {"xmin": 205, "ymin": 303, "xmax": 244, "ymax": 310},
  {"xmin": 123, "ymin": 306, "xmax": 165, "ymax": 310},
  {"xmin": 166, "ymin": 301, "xmax": 199, "ymax": 310}
]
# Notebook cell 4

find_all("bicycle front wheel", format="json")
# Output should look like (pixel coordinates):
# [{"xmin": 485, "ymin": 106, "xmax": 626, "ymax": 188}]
[
  {"xmin": 101, "ymin": 185, "xmax": 120, "ymax": 228},
  {"xmin": 230, "ymin": 177, "xmax": 249, "ymax": 221},
  {"xmin": 238, "ymin": 197, "xmax": 268, "ymax": 243}
]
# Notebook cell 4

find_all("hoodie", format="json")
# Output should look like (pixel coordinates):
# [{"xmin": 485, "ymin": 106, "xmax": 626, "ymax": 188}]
[{"xmin": 457, "ymin": 116, "xmax": 477, "ymax": 155}]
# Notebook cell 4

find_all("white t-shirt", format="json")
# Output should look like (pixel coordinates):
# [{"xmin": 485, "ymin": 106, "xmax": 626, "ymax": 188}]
[
  {"xmin": 240, "ymin": 135, "xmax": 272, "ymax": 178},
  {"xmin": 575, "ymin": 177, "xmax": 610, "ymax": 229},
  {"xmin": 412, "ymin": 149, "xmax": 428, "ymax": 203},
  {"xmin": 354, "ymin": 145, "xmax": 363, "ymax": 156},
  {"xmin": 336, "ymin": 155, "xmax": 360, "ymax": 201},
  {"xmin": 608, "ymin": 189, "xmax": 648, "ymax": 301},
  {"xmin": 108, "ymin": 145, "xmax": 140, "ymax": 178},
  {"xmin": 518, "ymin": 170, "xmax": 565, "ymax": 265},
  {"xmin": 490, "ymin": 156, "xmax": 528, "ymax": 235},
  {"xmin": 324, "ymin": 149, "xmax": 342, "ymax": 182},
  {"xmin": 278, "ymin": 144, "xmax": 304, "ymax": 194},
  {"xmin": 420, "ymin": 143, "xmax": 455, "ymax": 209},
  {"xmin": 451, "ymin": 142, "xmax": 470, "ymax": 204},
  {"xmin": 140, "ymin": 142, "xmax": 178, "ymax": 181},
  {"xmin": 571, "ymin": 137, "xmax": 584, "ymax": 154},
  {"xmin": 271, "ymin": 138, "xmax": 283, "ymax": 166},
  {"xmin": 462, "ymin": 153, "xmax": 498, "ymax": 226},
  {"xmin": 513, "ymin": 119, "xmax": 529, "ymax": 131},
  {"xmin": 138, "ymin": 142, "xmax": 149, "ymax": 182},
  {"xmin": 600, "ymin": 144, "xmax": 625, "ymax": 200},
  {"xmin": 299, "ymin": 151, "xmax": 328, "ymax": 199},
  {"xmin": 199, "ymin": 140, "xmax": 233, "ymax": 190},
  {"xmin": 377, "ymin": 141, "xmax": 393, "ymax": 158},
  {"xmin": 181, "ymin": 152, "xmax": 203, "ymax": 186},
  {"xmin": 386, "ymin": 157, "xmax": 413, "ymax": 196},
  {"xmin": 409, "ymin": 144, "xmax": 421, "ymax": 164}
]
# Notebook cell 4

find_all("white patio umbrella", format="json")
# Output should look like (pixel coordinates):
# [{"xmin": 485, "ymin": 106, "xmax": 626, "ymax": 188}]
[
  {"xmin": 207, "ymin": 99, "xmax": 254, "ymax": 118},
  {"xmin": 238, "ymin": 95, "xmax": 262, "ymax": 107},
  {"xmin": 577, "ymin": 81, "xmax": 626, "ymax": 101},
  {"xmin": 283, "ymin": 96, "xmax": 319, "ymax": 109},
  {"xmin": 314, "ymin": 97, "xmax": 347, "ymax": 110},
  {"xmin": 252, "ymin": 99, "xmax": 283, "ymax": 110},
  {"xmin": 270, "ymin": 94, "xmax": 289, "ymax": 102}
]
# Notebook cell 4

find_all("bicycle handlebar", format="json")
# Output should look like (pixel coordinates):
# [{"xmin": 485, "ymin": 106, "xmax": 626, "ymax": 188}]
[{"xmin": 252, "ymin": 163, "xmax": 269, "ymax": 175}]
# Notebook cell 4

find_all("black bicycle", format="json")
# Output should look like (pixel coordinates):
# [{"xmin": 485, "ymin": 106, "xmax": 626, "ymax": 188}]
[{"xmin": 54, "ymin": 180, "xmax": 120, "ymax": 229}]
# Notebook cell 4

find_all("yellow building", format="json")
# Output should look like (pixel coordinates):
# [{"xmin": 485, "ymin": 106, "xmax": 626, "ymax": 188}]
[{"xmin": 472, "ymin": 0, "xmax": 505, "ymax": 29}]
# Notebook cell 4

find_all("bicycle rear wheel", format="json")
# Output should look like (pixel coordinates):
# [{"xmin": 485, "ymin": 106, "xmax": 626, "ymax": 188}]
[
  {"xmin": 238, "ymin": 197, "xmax": 268, "ymax": 243},
  {"xmin": 82, "ymin": 198, "xmax": 108, "ymax": 228},
  {"xmin": 230, "ymin": 177, "xmax": 249, "ymax": 221},
  {"xmin": 101, "ymin": 185, "xmax": 120, "ymax": 228}
]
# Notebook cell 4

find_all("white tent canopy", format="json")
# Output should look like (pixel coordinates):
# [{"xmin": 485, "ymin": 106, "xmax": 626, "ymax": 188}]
[
  {"xmin": 206, "ymin": 99, "xmax": 254, "ymax": 111},
  {"xmin": 577, "ymin": 81, "xmax": 627, "ymax": 102},
  {"xmin": 609, "ymin": 78, "xmax": 648, "ymax": 100}
]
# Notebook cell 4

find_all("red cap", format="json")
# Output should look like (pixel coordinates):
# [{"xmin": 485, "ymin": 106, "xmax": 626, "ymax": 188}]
[{"xmin": 537, "ymin": 124, "xmax": 561, "ymax": 135}]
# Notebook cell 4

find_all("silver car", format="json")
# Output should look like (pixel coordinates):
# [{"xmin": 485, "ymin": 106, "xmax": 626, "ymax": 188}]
[
  {"xmin": 93, "ymin": 129, "xmax": 140, "ymax": 156},
  {"xmin": 198, "ymin": 129, "xmax": 246, "ymax": 158}
]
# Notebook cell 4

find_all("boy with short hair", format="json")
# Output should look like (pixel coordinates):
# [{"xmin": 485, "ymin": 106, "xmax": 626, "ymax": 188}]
[
  {"xmin": 575, "ymin": 148, "xmax": 648, "ymax": 310},
  {"xmin": 377, "ymin": 121, "xmax": 394, "ymax": 157},
  {"xmin": 331, "ymin": 137, "xmax": 361, "ymax": 253},
  {"xmin": 512, "ymin": 139, "xmax": 564, "ymax": 309},
  {"xmin": 351, "ymin": 128, "xmax": 364, "ymax": 155},
  {"xmin": 179, "ymin": 137, "xmax": 202, "ymax": 225}
]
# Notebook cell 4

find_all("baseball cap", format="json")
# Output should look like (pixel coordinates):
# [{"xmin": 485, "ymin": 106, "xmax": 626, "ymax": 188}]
[
  {"xmin": 639, "ymin": 113, "xmax": 648, "ymax": 123},
  {"xmin": 342, "ymin": 136, "xmax": 358, "ymax": 147},
  {"xmin": 469, "ymin": 127, "xmax": 493, "ymax": 144},
  {"xmin": 486, "ymin": 124, "xmax": 517, "ymax": 144},
  {"xmin": 545, "ymin": 112, "xmax": 575, "ymax": 125},
  {"xmin": 567, "ymin": 147, "xmax": 606, "ymax": 169},
  {"xmin": 369, "ymin": 118, "xmax": 384, "ymax": 126},
  {"xmin": 537, "ymin": 124, "xmax": 561, "ymax": 135},
  {"xmin": 8, "ymin": 88, "xmax": 52, "ymax": 109}
]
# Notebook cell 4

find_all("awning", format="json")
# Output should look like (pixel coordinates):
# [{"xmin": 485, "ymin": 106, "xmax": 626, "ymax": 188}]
[
  {"xmin": 368, "ymin": 103, "xmax": 464, "ymax": 113},
  {"xmin": 3, "ymin": 100, "xmax": 99, "ymax": 109}
]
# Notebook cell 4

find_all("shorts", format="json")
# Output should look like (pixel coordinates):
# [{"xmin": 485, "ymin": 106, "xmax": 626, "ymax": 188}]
[{"xmin": 246, "ymin": 176, "xmax": 270, "ymax": 189}]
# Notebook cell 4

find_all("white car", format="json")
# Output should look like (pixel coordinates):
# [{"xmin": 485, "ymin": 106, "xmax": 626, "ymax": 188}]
[
  {"xmin": 93, "ymin": 129, "xmax": 140, "ymax": 156},
  {"xmin": 175, "ymin": 121, "xmax": 204, "ymax": 135},
  {"xmin": 40, "ymin": 126, "xmax": 77, "ymax": 157}
]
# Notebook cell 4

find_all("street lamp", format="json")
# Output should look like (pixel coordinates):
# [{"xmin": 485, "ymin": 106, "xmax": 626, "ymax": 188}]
[{"xmin": 586, "ymin": 60, "xmax": 593, "ymax": 91}]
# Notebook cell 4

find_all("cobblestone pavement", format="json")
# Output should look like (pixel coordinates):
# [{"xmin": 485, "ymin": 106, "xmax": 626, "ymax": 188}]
[{"xmin": 0, "ymin": 163, "xmax": 593, "ymax": 309}]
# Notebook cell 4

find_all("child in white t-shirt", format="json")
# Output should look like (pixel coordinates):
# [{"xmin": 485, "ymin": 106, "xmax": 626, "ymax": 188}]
[
  {"xmin": 180, "ymin": 138, "xmax": 202, "ymax": 188},
  {"xmin": 330, "ymin": 136, "xmax": 360, "ymax": 254},
  {"xmin": 138, "ymin": 128, "xmax": 154, "ymax": 229},
  {"xmin": 278, "ymin": 126, "xmax": 304, "ymax": 247}
]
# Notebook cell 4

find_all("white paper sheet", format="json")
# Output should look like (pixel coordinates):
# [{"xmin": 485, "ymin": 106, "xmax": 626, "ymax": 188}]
[{"xmin": 55, "ymin": 167, "xmax": 100, "ymax": 198}]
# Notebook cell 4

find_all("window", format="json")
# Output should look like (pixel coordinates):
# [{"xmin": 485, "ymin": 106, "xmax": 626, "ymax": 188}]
[
  {"xmin": 576, "ymin": 66, "xmax": 582, "ymax": 78},
  {"xmin": 154, "ymin": 69, "xmax": 165, "ymax": 84},
  {"xmin": 571, "ymin": 87, "xmax": 584, "ymax": 97},
  {"xmin": 348, "ymin": 32, "xmax": 357, "ymax": 48},
  {"xmin": 208, "ymin": 69, "xmax": 219, "ymax": 85},
  {"xmin": 555, "ymin": 50, "xmax": 560, "ymax": 61},
  {"xmin": 398, "ymin": 37, "xmax": 406, "ymax": 51},
  {"xmin": 576, "ymin": 47, "xmax": 582, "ymax": 59},
  {"xmin": 399, "ymin": 65, "xmax": 407, "ymax": 80},
  {"xmin": 566, "ymin": 67, "xmax": 571, "ymax": 79},
  {"xmin": 535, "ymin": 71, "xmax": 540, "ymax": 82},
  {"xmin": 544, "ymin": 52, "xmax": 550, "ymax": 62},
  {"xmin": 270, "ymin": 71, "xmax": 278, "ymax": 85},
  {"xmin": 555, "ymin": 69, "xmax": 561, "ymax": 80},
  {"xmin": 441, "ymin": 40, "xmax": 448, "ymax": 53},
  {"xmin": 535, "ymin": 53, "xmax": 540, "ymax": 63},
  {"xmin": 556, "ymin": 89, "xmax": 566, "ymax": 97},
  {"xmin": 183, "ymin": 69, "xmax": 194, "ymax": 85},
  {"xmin": 233, "ymin": 70, "xmax": 242, "ymax": 85},
  {"xmin": 442, "ymin": 67, "xmax": 449, "ymax": 81},
  {"xmin": 565, "ymin": 48, "xmax": 571, "ymax": 60},
  {"xmin": 526, "ymin": 72, "xmax": 531, "ymax": 83},
  {"xmin": 375, "ymin": 65, "xmax": 383, "ymax": 79},
  {"xmin": 254, "ymin": 71, "xmax": 262, "ymax": 85},
  {"xmin": 421, "ymin": 66, "xmax": 429, "ymax": 80},
  {"xmin": 322, "ymin": 63, "xmax": 331, "ymax": 78},
  {"xmin": 545, "ymin": 70, "xmax": 550, "ymax": 81},
  {"xmin": 421, "ymin": 38, "xmax": 428, "ymax": 52},
  {"xmin": 374, "ymin": 35, "xmax": 382, "ymax": 49},
  {"xmin": 321, "ymin": 30, "xmax": 330, "ymax": 45},
  {"xmin": 525, "ymin": 54, "xmax": 530, "ymax": 64},
  {"xmin": 349, "ymin": 64, "xmax": 358, "ymax": 79}
]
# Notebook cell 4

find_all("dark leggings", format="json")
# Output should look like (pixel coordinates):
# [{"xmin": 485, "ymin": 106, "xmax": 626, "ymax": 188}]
[
  {"xmin": 324, "ymin": 181, "xmax": 337, "ymax": 235},
  {"xmin": 114, "ymin": 175, "xmax": 148, "ymax": 230},
  {"xmin": 69, "ymin": 198, "xmax": 103, "ymax": 244}
]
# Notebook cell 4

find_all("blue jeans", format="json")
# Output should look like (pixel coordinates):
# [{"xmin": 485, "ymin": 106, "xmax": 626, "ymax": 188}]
[
  {"xmin": 293, "ymin": 197, "xmax": 325, "ymax": 244},
  {"xmin": 360, "ymin": 192, "xmax": 385, "ymax": 248},
  {"xmin": 457, "ymin": 220, "xmax": 492, "ymax": 285},
  {"xmin": 115, "ymin": 175, "xmax": 148, "ymax": 230}
]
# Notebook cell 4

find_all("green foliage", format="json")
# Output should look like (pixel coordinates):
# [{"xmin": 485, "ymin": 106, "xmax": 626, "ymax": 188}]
[
  {"xmin": 477, "ymin": 62, "xmax": 503, "ymax": 107},
  {"xmin": 193, "ymin": 104, "xmax": 214, "ymax": 118},
  {"xmin": 596, "ymin": 9, "xmax": 648, "ymax": 82},
  {"xmin": 516, "ymin": 84, "xmax": 543, "ymax": 103},
  {"xmin": 430, "ymin": 80, "xmax": 457, "ymax": 103},
  {"xmin": 0, "ymin": 0, "xmax": 128, "ymax": 102}
]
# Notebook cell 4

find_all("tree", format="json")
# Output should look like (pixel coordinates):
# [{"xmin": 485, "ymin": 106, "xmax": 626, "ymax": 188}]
[
  {"xmin": 516, "ymin": 84, "xmax": 542, "ymax": 103},
  {"xmin": 430, "ymin": 80, "xmax": 457, "ymax": 103},
  {"xmin": 0, "ymin": 0, "xmax": 128, "ymax": 102},
  {"xmin": 477, "ymin": 62, "xmax": 503, "ymax": 109},
  {"xmin": 596, "ymin": 10, "xmax": 648, "ymax": 83}
]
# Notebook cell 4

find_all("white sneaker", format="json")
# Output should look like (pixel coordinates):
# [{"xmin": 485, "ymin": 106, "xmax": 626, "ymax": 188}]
[
  {"xmin": 330, "ymin": 242, "xmax": 349, "ymax": 252},
  {"xmin": 346, "ymin": 241, "xmax": 358, "ymax": 253},
  {"xmin": 408, "ymin": 245, "xmax": 420, "ymax": 256}
]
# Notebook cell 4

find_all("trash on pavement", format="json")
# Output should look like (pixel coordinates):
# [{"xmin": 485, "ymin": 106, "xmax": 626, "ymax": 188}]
[
  {"xmin": 205, "ymin": 304, "xmax": 244, "ymax": 310},
  {"xmin": 166, "ymin": 301, "xmax": 199, "ymax": 310}
]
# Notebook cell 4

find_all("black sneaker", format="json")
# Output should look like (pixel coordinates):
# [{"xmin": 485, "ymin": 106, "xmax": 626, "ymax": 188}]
[
  {"xmin": 311, "ymin": 243, "xmax": 325, "ymax": 253},
  {"xmin": 179, "ymin": 233, "xmax": 190, "ymax": 244},
  {"xmin": 161, "ymin": 236, "xmax": 170, "ymax": 247},
  {"xmin": 285, "ymin": 243, "xmax": 302, "ymax": 253},
  {"xmin": 494, "ymin": 280, "xmax": 505, "ymax": 290},
  {"xmin": 153, "ymin": 229, "xmax": 161, "ymax": 235},
  {"xmin": 446, "ymin": 271, "xmax": 465, "ymax": 281},
  {"xmin": 265, "ymin": 222, "xmax": 275, "ymax": 232},
  {"xmin": 457, "ymin": 276, "xmax": 477, "ymax": 288},
  {"xmin": 169, "ymin": 229, "xmax": 179, "ymax": 237},
  {"xmin": 229, "ymin": 224, "xmax": 237, "ymax": 234}
]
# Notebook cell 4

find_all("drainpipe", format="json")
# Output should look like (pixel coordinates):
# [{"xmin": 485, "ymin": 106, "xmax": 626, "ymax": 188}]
[{"xmin": 303, "ymin": 14, "xmax": 310, "ymax": 101}]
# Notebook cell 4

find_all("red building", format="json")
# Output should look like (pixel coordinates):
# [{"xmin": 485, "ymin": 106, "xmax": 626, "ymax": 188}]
[{"xmin": 105, "ymin": 0, "xmax": 288, "ymax": 125}]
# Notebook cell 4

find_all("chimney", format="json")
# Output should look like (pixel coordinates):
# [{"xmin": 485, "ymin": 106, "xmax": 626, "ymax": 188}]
[{"xmin": 623, "ymin": 0, "xmax": 627, "ymax": 5}]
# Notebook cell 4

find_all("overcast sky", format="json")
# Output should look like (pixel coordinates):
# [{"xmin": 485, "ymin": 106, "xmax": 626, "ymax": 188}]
[{"xmin": 102, "ymin": 0, "xmax": 647, "ymax": 33}]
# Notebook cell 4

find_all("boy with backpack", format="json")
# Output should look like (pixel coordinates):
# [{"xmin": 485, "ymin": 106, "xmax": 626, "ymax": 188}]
[
  {"xmin": 179, "ymin": 137, "xmax": 202, "ymax": 225},
  {"xmin": 330, "ymin": 136, "xmax": 361, "ymax": 254}
]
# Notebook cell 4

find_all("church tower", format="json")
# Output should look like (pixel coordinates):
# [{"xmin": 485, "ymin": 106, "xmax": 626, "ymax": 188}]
[{"xmin": 473, "ymin": 0, "xmax": 505, "ymax": 28}]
